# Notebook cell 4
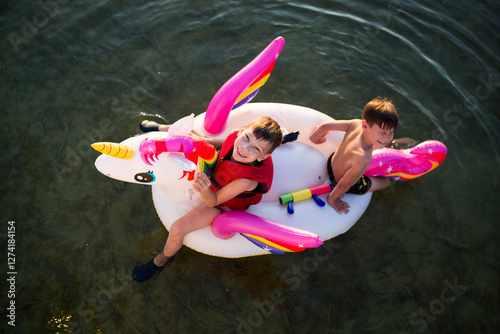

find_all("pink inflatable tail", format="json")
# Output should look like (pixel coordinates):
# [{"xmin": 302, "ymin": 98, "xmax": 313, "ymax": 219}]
[{"xmin": 365, "ymin": 140, "xmax": 447, "ymax": 180}]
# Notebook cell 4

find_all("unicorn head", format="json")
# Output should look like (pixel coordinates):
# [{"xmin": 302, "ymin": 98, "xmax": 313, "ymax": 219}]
[
  {"xmin": 91, "ymin": 114, "xmax": 217, "ymax": 188},
  {"xmin": 92, "ymin": 131, "xmax": 217, "ymax": 188}
]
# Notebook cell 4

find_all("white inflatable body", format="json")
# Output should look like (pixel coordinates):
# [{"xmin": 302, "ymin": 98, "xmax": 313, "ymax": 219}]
[{"xmin": 150, "ymin": 103, "xmax": 371, "ymax": 258}]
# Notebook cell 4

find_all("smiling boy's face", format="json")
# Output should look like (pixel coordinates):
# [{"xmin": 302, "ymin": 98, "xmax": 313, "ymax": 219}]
[
  {"xmin": 363, "ymin": 121, "xmax": 395, "ymax": 149},
  {"xmin": 232, "ymin": 126, "xmax": 272, "ymax": 164}
]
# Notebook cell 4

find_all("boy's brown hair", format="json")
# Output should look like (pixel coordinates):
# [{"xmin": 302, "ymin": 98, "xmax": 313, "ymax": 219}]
[
  {"xmin": 246, "ymin": 117, "xmax": 283, "ymax": 154},
  {"xmin": 362, "ymin": 97, "xmax": 399, "ymax": 131}
]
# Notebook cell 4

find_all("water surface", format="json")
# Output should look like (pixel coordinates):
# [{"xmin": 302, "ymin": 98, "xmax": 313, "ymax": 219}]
[{"xmin": 1, "ymin": 0, "xmax": 499, "ymax": 333}]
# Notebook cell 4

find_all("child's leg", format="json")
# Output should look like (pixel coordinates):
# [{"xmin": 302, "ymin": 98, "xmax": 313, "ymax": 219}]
[
  {"xmin": 386, "ymin": 137, "xmax": 417, "ymax": 149},
  {"xmin": 368, "ymin": 176, "xmax": 391, "ymax": 192},
  {"xmin": 133, "ymin": 202, "xmax": 220, "ymax": 282},
  {"xmin": 140, "ymin": 120, "xmax": 205, "ymax": 137},
  {"xmin": 154, "ymin": 202, "xmax": 221, "ymax": 265}
]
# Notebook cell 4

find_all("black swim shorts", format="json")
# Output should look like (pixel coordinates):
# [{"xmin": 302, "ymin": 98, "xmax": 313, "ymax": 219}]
[{"xmin": 327, "ymin": 152, "xmax": 372, "ymax": 195}]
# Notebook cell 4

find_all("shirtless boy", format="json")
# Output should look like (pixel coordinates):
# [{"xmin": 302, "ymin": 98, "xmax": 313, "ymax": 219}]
[{"xmin": 309, "ymin": 97, "xmax": 399, "ymax": 214}]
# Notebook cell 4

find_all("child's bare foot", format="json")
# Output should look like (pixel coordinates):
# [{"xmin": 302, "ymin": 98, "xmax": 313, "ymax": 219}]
[
  {"xmin": 388, "ymin": 137, "xmax": 417, "ymax": 149},
  {"xmin": 140, "ymin": 120, "xmax": 171, "ymax": 133},
  {"xmin": 140, "ymin": 120, "xmax": 160, "ymax": 132}
]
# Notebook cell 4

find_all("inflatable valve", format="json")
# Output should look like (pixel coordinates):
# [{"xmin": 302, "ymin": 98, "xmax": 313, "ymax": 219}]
[{"xmin": 279, "ymin": 184, "xmax": 334, "ymax": 214}]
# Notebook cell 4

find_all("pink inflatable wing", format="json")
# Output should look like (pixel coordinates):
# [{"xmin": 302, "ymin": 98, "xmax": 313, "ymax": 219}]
[
  {"xmin": 211, "ymin": 211, "xmax": 323, "ymax": 254},
  {"xmin": 365, "ymin": 140, "xmax": 447, "ymax": 181},
  {"xmin": 203, "ymin": 36, "xmax": 285, "ymax": 135}
]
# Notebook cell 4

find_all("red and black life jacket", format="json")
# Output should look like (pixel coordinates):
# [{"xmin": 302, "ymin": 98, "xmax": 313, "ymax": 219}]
[{"xmin": 209, "ymin": 130, "xmax": 273, "ymax": 211}]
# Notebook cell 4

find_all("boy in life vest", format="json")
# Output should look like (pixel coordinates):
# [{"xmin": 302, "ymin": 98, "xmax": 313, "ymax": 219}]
[
  {"xmin": 133, "ymin": 117, "xmax": 283, "ymax": 282},
  {"xmin": 309, "ymin": 97, "xmax": 401, "ymax": 215}
]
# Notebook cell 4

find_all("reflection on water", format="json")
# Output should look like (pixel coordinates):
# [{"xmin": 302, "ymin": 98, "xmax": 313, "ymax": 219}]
[{"xmin": 1, "ymin": 0, "xmax": 499, "ymax": 333}]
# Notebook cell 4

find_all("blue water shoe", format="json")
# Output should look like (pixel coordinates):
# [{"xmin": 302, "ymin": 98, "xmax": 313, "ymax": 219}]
[{"xmin": 132, "ymin": 256, "xmax": 175, "ymax": 282}]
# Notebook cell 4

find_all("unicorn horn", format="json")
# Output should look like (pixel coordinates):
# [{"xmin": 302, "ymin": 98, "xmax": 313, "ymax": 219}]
[{"xmin": 91, "ymin": 142, "xmax": 134, "ymax": 159}]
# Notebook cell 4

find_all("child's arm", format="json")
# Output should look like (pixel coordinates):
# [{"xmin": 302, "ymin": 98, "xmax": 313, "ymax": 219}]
[
  {"xmin": 187, "ymin": 132, "xmax": 225, "ymax": 148},
  {"xmin": 192, "ymin": 173, "xmax": 258, "ymax": 207},
  {"xmin": 201, "ymin": 136, "xmax": 225, "ymax": 149},
  {"xmin": 327, "ymin": 161, "xmax": 368, "ymax": 214},
  {"xmin": 309, "ymin": 120, "xmax": 356, "ymax": 144}
]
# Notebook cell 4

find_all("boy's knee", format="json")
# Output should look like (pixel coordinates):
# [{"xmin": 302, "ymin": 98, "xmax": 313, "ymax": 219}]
[
  {"xmin": 169, "ymin": 222, "xmax": 186, "ymax": 239},
  {"xmin": 369, "ymin": 176, "xmax": 391, "ymax": 192}
]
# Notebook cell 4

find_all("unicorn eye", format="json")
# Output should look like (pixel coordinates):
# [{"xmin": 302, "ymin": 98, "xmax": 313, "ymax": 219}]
[{"xmin": 134, "ymin": 171, "xmax": 156, "ymax": 183}]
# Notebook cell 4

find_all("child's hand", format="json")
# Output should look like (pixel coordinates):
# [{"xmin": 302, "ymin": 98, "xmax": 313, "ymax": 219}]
[
  {"xmin": 186, "ymin": 131, "xmax": 206, "ymax": 142},
  {"xmin": 192, "ymin": 173, "xmax": 211, "ymax": 192},
  {"xmin": 309, "ymin": 125, "xmax": 327, "ymax": 144},
  {"xmin": 327, "ymin": 195, "xmax": 350, "ymax": 214}
]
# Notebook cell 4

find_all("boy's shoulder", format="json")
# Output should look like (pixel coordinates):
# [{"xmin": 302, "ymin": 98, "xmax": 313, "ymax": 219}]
[
  {"xmin": 342, "ymin": 119, "xmax": 363, "ymax": 132},
  {"xmin": 350, "ymin": 118, "xmax": 363, "ymax": 127},
  {"xmin": 343, "ymin": 126, "xmax": 373, "ymax": 161},
  {"xmin": 340, "ymin": 119, "xmax": 363, "ymax": 138}
]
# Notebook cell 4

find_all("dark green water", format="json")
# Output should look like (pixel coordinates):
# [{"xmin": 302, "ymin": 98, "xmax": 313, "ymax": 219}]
[{"xmin": 1, "ymin": 0, "xmax": 499, "ymax": 333}]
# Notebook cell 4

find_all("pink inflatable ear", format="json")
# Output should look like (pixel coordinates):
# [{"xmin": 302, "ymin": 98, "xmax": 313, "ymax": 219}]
[
  {"xmin": 364, "ymin": 140, "xmax": 447, "ymax": 181},
  {"xmin": 203, "ymin": 36, "xmax": 285, "ymax": 135}
]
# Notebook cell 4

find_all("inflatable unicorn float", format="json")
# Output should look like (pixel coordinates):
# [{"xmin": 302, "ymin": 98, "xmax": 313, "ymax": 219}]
[{"xmin": 92, "ymin": 37, "xmax": 447, "ymax": 258}]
